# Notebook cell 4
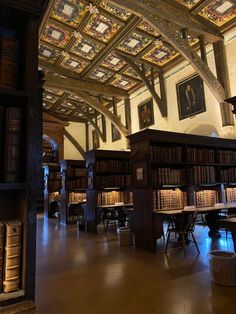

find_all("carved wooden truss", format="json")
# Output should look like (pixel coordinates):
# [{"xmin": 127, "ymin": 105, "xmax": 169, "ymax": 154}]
[{"xmin": 40, "ymin": 0, "xmax": 236, "ymax": 136}]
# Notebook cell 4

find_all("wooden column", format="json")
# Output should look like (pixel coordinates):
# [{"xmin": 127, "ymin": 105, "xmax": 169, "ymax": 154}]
[
  {"xmin": 101, "ymin": 115, "xmax": 106, "ymax": 142},
  {"xmin": 158, "ymin": 70, "xmax": 167, "ymax": 113},
  {"xmin": 199, "ymin": 35, "xmax": 208, "ymax": 64},
  {"xmin": 85, "ymin": 122, "xmax": 89, "ymax": 151},
  {"xmin": 124, "ymin": 97, "xmax": 132, "ymax": 134},
  {"xmin": 213, "ymin": 40, "xmax": 234, "ymax": 126}
]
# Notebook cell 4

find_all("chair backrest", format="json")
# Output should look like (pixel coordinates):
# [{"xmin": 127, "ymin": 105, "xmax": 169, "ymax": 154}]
[
  {"xmin": 180, "ymin": 210, "xmax": 197, "ymax": 232},
  {"xmin": 69, "ymin": 203, "xmax": 83, "ymax": 216}
]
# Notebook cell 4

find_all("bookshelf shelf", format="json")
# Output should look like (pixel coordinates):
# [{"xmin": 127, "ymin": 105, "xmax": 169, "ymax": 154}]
[
  {"xmin": 85, "ymin": 149, "xmax": 132, "ymax": 233},
  {"xmin": 128, "ymin": 129, "xmax": 236, "ymax": 252},
  {"xmin": 0, "ymin": 0, "xmax": 46, "ymax": 307},
  {"xmin": 60, "ymin": 160, "xmax": 86, "ymax": 225}
]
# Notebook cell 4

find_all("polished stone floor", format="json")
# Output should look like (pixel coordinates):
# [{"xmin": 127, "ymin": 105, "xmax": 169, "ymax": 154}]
[{"xmin": 35, "ymin": 215, "xmax": 236, "ymax": 314}]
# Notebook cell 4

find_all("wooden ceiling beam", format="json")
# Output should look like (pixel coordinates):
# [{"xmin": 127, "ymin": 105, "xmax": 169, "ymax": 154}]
[
  {"xmin": 82, "ymin": 15, "xmax": 142, "ymax": 77},
  {"xmin": 43, "ymin": 109, "xmax": 86, "ymax": 123},
  {"xmin": 76, "ymin": 91, "xmax": 129, "ymax": 136},
  {"xmin": 64, "ymin": 129, "xmax": 85, "ymax": 158},
  {"xmin": 111, "ymin": 0, "xmax": 222, "ymax": 42},
  {"xmin": 43, "ymin": 112, "xmax": 69, "ymax": 126},
  {"xmin": 191, "ymin": 0, "xmax": 214, "ymax": 15},
  {"xmin": 48, "ymin": 92, "xmax": 69, "ymax": 114},
  {"xmin": 71, "ymin": 101, "xmax": 106, "ymax": 142},
  {"xmin": 39, "ymin": 59, "xmax": 82, "ymax": 80},
  {"xmin": 110, "ymin": 0, "xmax": 226, "ymax": 108},
  {"xmin": 45, "ymin": 74, "xmax": 128, "ymax": 98},
  {"xmin": 119, "ymin": 53, "xmax": 167, "ymax": 117}
]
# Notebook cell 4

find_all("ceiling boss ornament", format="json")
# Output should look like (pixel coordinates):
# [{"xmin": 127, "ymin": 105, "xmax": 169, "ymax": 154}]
[
  {"xmin": 73, "ymin": 31, "xmax": 83, "ymax": 40},
  {"xmin": 87, "ymin": 4, "xmax": 99, "ymax": 15}
]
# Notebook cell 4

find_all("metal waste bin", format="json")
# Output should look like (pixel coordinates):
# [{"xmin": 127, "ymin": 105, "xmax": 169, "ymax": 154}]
[{"xmin": 118, "ymin": 227, "xmax": 133, "ymax": 246}]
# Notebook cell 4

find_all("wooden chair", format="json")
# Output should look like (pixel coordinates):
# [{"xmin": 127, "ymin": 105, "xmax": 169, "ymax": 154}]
[
  {"xmin": 165, "ymin": 210, "xmax": 200, "ymax": 256},
  {"xmin": 102, "ymin": 208, "xmax": 127, "ymax": 233}
]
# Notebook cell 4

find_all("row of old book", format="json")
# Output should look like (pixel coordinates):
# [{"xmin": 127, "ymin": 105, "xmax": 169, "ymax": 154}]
[
  {"xmin": 225, "ymin": 188, "xmax": 236, "ymax": 204},
  {"xmin": 190, "ymin": 166, "xmax": 216, "ymax": 185},
  {"xmin": 0, "ymin": 220, "xmax": 22, "ymax": 293},
  {"xmin": 152, "ymin": 168, "xmax": 186, "ymax": 186},
  {"xmin": 65, "ymin": 167, "xmax": 86, "ymax": 177},
  {"xmin": 195, "ymin": 190, "xmax": 218, "ymax": 208},
  {"xmin": 95, "ymin": 160, "xmax": 129, "ymax": 173},
  {"xmin": 221, "ymin": 168, "xmax": 236, "ymax": 183},
  {"xmin": 150, "ymin": 145, "xmax": 182, "ymax": 163},
  {"xmin": 97, "ymin": 191, "xmax": 133, "ymax": 206},
  {"xmin": 153, "ymin": 189, "xmax": 187, "ymax": 210},
  {"xmin": 62, "ymin": 177, "xmax": 87, "ymax": 191},
  {"xmin": 150, "ymin": 145, "xmax": 217, "ymax": 164},
  {"xmin": 153, "ymin": 189, "xmax": 218, "ymax": 211},
  {"xmin": 0, "ymin": 106, "xmax": 22, "ymax": 183},
  {"xmin": 186, "ymin": 147, "xmax": 215, "ymax": 164},
  {"xmin": 0, "ymin": 27, "xmax": 18, "ymax": 88},
  {"xmin": 219, "ymin": 150, "xmax": 236, "ymax": 164}
]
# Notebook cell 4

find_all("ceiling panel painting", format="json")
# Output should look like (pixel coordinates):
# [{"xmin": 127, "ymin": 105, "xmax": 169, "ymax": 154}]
[
  {"xmin": 83, "ymin": 14, "xmax": 122, "ymax": 43},
  {"xmin": 141, "ymin": 41, "xmax": 178, "ymax": 66},
  {"xmin": 137, "ymin": 21, "xmax": 159, "ymax": 36},
  {"xmin": 73, "ymin": 112, "xmax": 84, "ymax": 117},
  {"xmin": 110, "ymin": 75, "xmax": 137, "ymax": 90},
  {"xmin": 70, "ymin": 36, "xmax": 104, "ymax": 60},
  {"xmin": 41, "ymin": 23, "xmax": 71, "ymax": 48},
  {"xmin": 117, "ymin": 32, "xmax": 152, "ymax": 55},
  {"xmin": 43, "ymin": 93, "xmax": 60, "ymax": 103},
  {"xmin": 60, "ymin": 54, "xmax": 89, "ymax": 73},
  {"xmin": 100, "ymin": 53, "xmax": 126, "ymax": 71},
  {"xmin": 199, "ymin": 0, "xmax": 236, "ymax": 26},
  {"xmin": 39, "ymin": 43, "xmax": 61, "ymax": 63},
  {"xmin": 175, "ymin": 0, "xmax": 201, "ymax": 9},
  {"xmin": 50, "ymin": 0, "xmax": 88, "ymax": 28},
  {"xmin": 68, "ymin": 94, "xmax": 83, "ymax": 101},
  {"xmin": 55, "ymin": 107, "xmax": 73, "ymax": 115},
  {"xmin": 89, "ymin": 66, "xmax": 114, "ymax": 82},
  {"xmin": 99, "ymin": 1, "xmax": 132, "ymax": 21},
  {"xmin": 60, "ymin": 100, "xmax": 76, "ymax": 109}
]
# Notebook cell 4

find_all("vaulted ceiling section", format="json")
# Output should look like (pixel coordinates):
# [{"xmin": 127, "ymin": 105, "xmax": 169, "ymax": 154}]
[{"xmin": 39, "ymin": 0, "xmax": 236, "ymax": 135}]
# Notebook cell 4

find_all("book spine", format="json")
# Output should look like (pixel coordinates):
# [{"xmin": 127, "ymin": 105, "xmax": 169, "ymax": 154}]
[{"xmin": 4, "ymin": 107, "xmax": 22, "ymax": 183}]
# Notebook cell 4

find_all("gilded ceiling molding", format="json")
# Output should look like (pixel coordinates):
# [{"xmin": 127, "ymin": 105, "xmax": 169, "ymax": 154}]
[{"xmin": 110, "ymin": 0, "xmax": 231, "ymax": 126}]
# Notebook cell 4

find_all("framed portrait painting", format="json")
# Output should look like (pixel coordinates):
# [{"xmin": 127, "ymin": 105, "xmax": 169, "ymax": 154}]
[
  {"xmin": 138, "ymin": 98, "xmax": 154, "ymax": 130},
  {"xmin": 92, "ymin": 130, "xmax": 99, "ymax": 149},
  {"xmin": 111, "ymin": 124, "xmax": 121, "ymax": 142},
  {"xmin": 176, "ymin": 74, "xmax": 206, "ymax": 120}
]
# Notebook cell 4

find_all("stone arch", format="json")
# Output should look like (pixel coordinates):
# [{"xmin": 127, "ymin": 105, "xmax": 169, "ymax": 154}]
[{"xmin": 184, "ymin": 123, "xmax": 219, "ymax": 137}]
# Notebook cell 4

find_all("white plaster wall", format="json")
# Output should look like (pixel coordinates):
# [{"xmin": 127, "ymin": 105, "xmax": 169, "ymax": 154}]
[{"xmin": 64, "ymin": 122, "xmax": 86, "ymax": 160}]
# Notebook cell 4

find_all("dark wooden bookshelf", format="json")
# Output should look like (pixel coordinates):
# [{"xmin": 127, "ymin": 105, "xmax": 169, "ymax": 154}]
[
  {"xmin": 85, "ymin": 149, "xmax": 132, "ymax": 233},
  {"xmin": 43, "ymin": 164, "xmax": 61, "ymax": 218},
  {"xmin": 60, "ymin": 160, "xmax": 86, "ymax": 225},
  {"xmin": 128, "ymin": 129, "xmax": 236, "ymax": 252},
  {"xmin": 0, "ymin": 0, "xmax": 46, "ymax": 307}
]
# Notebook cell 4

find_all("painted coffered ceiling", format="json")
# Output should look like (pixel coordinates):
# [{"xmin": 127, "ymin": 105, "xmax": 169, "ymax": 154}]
[{"xmin": 39, "ymin": 0, "xmax": 236, "ymax": 123}]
